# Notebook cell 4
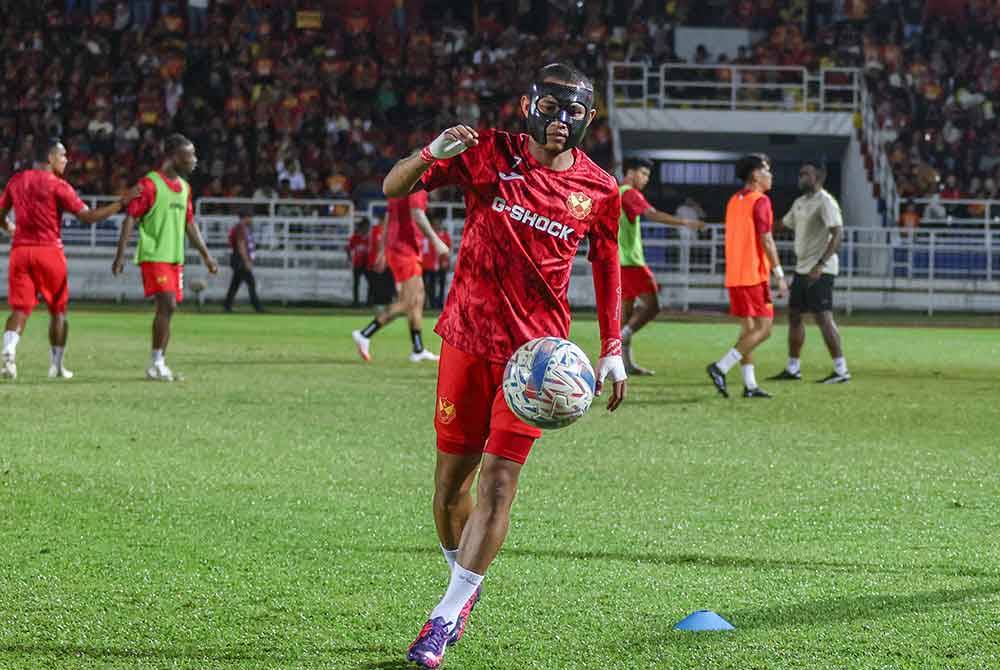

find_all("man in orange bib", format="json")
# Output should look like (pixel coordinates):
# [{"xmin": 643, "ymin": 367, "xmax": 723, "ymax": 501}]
[{"xmin": 706, "ymin": 154, "xmax": 788, "ymax": 398}]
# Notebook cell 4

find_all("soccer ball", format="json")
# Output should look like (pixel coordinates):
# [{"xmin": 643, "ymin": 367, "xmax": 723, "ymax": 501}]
[{"xmin": 502, "ymin": 337, "xmax": 596, "ymax": 430}]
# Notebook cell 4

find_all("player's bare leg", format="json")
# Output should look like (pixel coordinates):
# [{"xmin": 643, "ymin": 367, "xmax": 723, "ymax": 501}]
[
  {"xmin": 770, "ymin": 309, "xmax": 804, "ymax": 381},
  {"xmin": 708, "ymin": 316, "xmax": 773, "ymax": 397},
  {"xmin": 815, "ymin": 310, "xmax": 850, "ymax": 383},
  {"xmin": 47, "ymin": 312, "xmax": 73, "ymax": 379},
  {"xmin": 353, "ymin": 276, "xmax": 437, "ymax": 362},
  {"xmin": 622, "ymin": 291, "xmax": 659, "ymax": 375},
  {"xmin": 148, "ymin": 293, "xmax": 176, "ymax": 381},
  {"xmin": 433, "ymin": 451, "xmax": 482, "ymax": 559},
  {"xmin": 2, "ymin": 311, "xmax": 29, "ymax": 379}
]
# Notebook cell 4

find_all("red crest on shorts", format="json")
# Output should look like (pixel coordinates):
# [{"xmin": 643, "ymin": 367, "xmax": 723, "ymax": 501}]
[
  {"xmin": 566, "ymin": 192, "xmax": 592, "ymax": 220},
  {"xmin": 438, "ymin": 397, "xmax": 456, "ymax": 424}
]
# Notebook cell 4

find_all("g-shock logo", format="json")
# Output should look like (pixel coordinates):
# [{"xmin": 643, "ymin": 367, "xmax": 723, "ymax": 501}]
[{"xmin": 491, "ymin": 197, "xmax": 575, "ymax": 241}]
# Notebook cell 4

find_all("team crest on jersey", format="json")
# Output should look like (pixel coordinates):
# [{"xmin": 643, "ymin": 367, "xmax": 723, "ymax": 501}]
[
  {"xmin": 566, "ymin": 192, "xmax": 592, "ymax": 220},
  {"xmin": 438, "ymin": 397, "xmax": 457, "ymax": 424}
]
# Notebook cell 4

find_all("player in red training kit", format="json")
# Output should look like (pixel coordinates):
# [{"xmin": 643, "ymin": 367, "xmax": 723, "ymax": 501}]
[
  {"xmin": 1, "ymin": 138, "xmax": 138, "ymax": 380},
  {"xmin": 351, "ymin": 188, "xmax": 448, "ymax": 363},
  {"xmin": 383, "ymin": 63, "xmax": 628, "ymax": 669}
]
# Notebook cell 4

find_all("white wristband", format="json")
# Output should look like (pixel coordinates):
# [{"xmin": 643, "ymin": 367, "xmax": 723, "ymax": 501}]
[{"xmin": 773, "ymin": 266, "xmax": 785, "ymax": 279}]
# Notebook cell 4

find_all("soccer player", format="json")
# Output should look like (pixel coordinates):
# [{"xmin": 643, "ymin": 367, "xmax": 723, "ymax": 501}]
[
  {"xmin": 706, "ymin": 153, "xmax": 788, "ymax": 399},
  {"xmin": 768, "ymin": 162, "xmax": 850, "ymax": 383},
  {"xmin": 351, "ymin": 188, "xmax": 447, "ymax": 363},
  {"xmin": 111, "ymin": 134, "xmax": 218, "ymax": 381},
  {"xmin": 383, "ymin": 63, "xmax": 628, "ymax": 669},
  {"xmin": 421, "ymin": 220, "xmax": 451, "ymax": 309},
  {"xmin": 617, "ymin": 157, "xmax": 703, "ymax": 375},
  {"xmin": 346, "ymin": 218, "xmax": 371, "ymax": 307},
  {"xmin": 1, "ymin": 138, "xmax": 138, "ymax": 380}
]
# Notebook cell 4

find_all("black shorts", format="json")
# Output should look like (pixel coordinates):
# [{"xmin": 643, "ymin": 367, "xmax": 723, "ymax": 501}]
[{"xmin": 789, "ymin": 273, "xmax": 835, "ymax": 313}]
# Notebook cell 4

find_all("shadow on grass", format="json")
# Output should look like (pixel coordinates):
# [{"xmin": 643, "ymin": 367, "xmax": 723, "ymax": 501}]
[
  {"xmin": 625, "ymin": 396, "xmax": 707, "ymax": 406},
  {"xmin": 355, "ymin": 545, "xmax": 999, "ymax": 580},
  {"xmin": 362, "ymin": 659, "xmax": 412, "ymax": 669}
]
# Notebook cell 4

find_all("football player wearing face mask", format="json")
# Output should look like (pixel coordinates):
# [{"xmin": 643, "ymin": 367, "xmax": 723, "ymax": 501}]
[{"xmin": 380, "ymin": 63, "xmax": 628, "ymax": 668}]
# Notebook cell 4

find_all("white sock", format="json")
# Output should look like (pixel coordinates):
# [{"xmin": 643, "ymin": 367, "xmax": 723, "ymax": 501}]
[
  {"xmin": 151, "ymin": 349, "xmax": 165, "ymax": 365},
  {"xmin": 787, "ymin": 357, "xmax": 800, "ymax": 375},
  {"xmin": 742, "ymin": 364, "xmax": 757, "ymax": 389},
  {"xmin": 428, "ymin": 563, "xmax": 484, "ymax": 627},
  {"xmin": 2, "ymin": 330, "xmax": 19, "ymax": 357},
  {"xmin": 51, "ymin": 346, "xmax": 65, "ymax": 368},
  {"xmin": 622, "ymin": 342, "xmax": 634, "ymax": 368},
  {"xmin": 440, "ymin": 545, "xmax": 459, "ymax": 572},
  {"xmin": 621, "ymin": 324, "xmax": 633, "ymax": 341},
  {"xmin": 716, "ymin": 347, "xmax": 743, "ymax": 374},
  {"xmin": 834, "ymin": 357, "xmax": 848, "ymax": 376}
]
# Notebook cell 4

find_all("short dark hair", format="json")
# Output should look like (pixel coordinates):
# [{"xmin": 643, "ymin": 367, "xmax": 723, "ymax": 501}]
[
  {"xmin": 534, "ymin": 62, "xmax": 593, "ymax": 92},
  {"xmin": 163, "ymin": 133, "xmax": 192, "ymax": 156},
  {"xmin": 623, "ymin": 157, "xmax": 654, "ymax": 173},
  {"xmin": 802, "ymin": 160, "xmax": 827, "ymax": 182},
  {"xmin": 735, "ymin": 153, "xmax": 770, "ymax": 183},
  {"xmin": 35, "ymin": 137, "xmax": 62, "ymax": 164},
  {"xmin": 356, "ymin": 217, "xmax": 370, "ymax": 230}
]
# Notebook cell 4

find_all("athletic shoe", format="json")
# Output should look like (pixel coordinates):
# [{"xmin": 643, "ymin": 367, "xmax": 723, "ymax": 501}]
[
  {"xmin": 817, "ymin": 371, "xmax": 851, "ymax": 384},
  {"xmin": 407, "ymin": 617, "xmax": 451, "ymax": 668},
  {"xmin": 48, "ymin": 365, "xmax": 74, "ymax": 379},
  {"xmin": 706, "ymin": 363, "xmax": 728, "ymax": 398},
  {"xmin": 742, "ymin": 386, "xmax": 772, "ymax": 398},
  {"xmin": 447, "ymin": 586, "xmax": 481, "ymax": 647},
  {"xmin": 146, "ymin": 362, "xmax": 174, "ymax": 382},
  {"xmin": 1, "ymin": 355, "xmax": 16, "ymax": 380},
  {"xmin": 625, "ymin": 364, "xmax": 655, "ymax": 376},
  {"xmin": 409, "ymin": 349, "xmax": 439, "ymax": 363},
  {"xmin": 767, "ymin": 369, "xmax": 801, "ymax": 381},
  {"xmin": 351, "ymin": 330, "xmax": 371, "ymax": 362}
]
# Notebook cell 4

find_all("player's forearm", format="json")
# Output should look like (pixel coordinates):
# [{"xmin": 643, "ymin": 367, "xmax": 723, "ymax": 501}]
[
  {"xmin": 78, "ymin": 200, "xmax": 124, "ymax": 225},
  {"xmin": 0, "ymin": 208, "xmax": 11, "ymax": 235},
  {"xmin": 591, "ymin": 256, "xmax": 623, "ymax": 356},
  {"xmin": 383, "ymin": 151, "xmax": 431, "ymax": 198},
  {"xmin": 762, "ymin": 235, "xmax": 782, "ymax": 271},
  {"xmin": 238, "ymin": 240, "xmax": 252, "ymax": 266},
  {"xmin": 114, "ymin": 217, "xmax": 135, "ymax": 258},
  {"xmin": 647, "ymin": 209, "xmax": 687, "ymax": 227},
  {"xmin": 818, "ymin": 229, "xmax": 842, "ymax": 266},
  {"xmin": 186, "ymin": 222, "xmax": 212, "ymax": 261},
  {"xmin": 412, "ymin": 209, "xmax": 445, "ymax": 249}
]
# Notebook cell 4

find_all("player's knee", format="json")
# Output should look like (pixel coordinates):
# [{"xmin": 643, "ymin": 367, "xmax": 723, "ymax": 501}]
[
  {"xmin": 788, "ymin": 311, "xmax": 803, "ymax": 327},
  {"xmin": 477, "ymin": 467, "xmax": 518, "ymax": 514}
]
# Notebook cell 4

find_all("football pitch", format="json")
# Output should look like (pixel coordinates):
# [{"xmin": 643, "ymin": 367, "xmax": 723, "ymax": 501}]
[{"xmin": 1, "ymin": 309, "xmax": 998, "ymax": 669}]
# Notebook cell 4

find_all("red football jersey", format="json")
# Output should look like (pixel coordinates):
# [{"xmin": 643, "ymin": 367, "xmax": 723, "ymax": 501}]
[
  {"xmin": 127, "ymin": 172, "xmax": 194, "ymax": 223},
  {"xmin": 420, "ymin": 129, "xmax": 621, "ymax": 363},
  {"xmin": 0, "ymin": 169, "xmax": 85, "ymax": 248},
  {"xmin": 347, "ymin": 232, "xmax": 369, "ymax": 268},
  {"xmin": 386, "ymin": 190, "xmax": 428, "ymax": 257}
]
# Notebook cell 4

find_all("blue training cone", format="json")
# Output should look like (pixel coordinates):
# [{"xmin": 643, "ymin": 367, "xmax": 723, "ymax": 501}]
[{"xmin": 674, "ymin": 610, "xmax": 735, "ymax": 631}]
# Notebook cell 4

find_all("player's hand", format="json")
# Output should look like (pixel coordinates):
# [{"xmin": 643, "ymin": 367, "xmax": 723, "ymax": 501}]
[
  {"xmin": 205, "ymin": 256, "xmax": 219, "ymax": 274},
  {"xmin": 777, "ymin": 276, "xmax": 789, "ymax": 299},
  {"xmin": 595, "ymin": 354, "xmax": 628, "ymax": 412},
  {"xmin": 686, "ymin": 219, "xmax": 706, "ymax": 231},
  {"xmin": 111, "ymin": 256, "xmax": 125, "ymax": 276},
  {"xmin": 119, "ymin": 184, "xmax": 143, "ymax": 206},
  {"xmin": 808, "ymin": 265, "xmax": 823, "ymax": 282},
  {"xmin": 432, "ymin": 238, "xmax": 449, "ymax": 258},
  {"xmin": 424, "ymin": 125, "xmax": 479, "ymax": 161}
]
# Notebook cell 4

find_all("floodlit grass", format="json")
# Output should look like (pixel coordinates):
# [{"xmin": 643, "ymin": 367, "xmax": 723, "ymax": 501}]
[{"xmin": 1, "ymin": 309, "xmax": 998, "ymax": 669}]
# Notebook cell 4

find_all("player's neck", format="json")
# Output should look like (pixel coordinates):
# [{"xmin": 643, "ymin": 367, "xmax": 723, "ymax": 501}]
[
  {"xmin": 527, "ymin": 140, "xmax": 575, "ymax": 171},
  {"xmin": 159, "ymin": 164, "xmax": 180, "ymax": 180},
  {"xmin": 745, "ymin": 182, "xmax": 765, "ymax": 194}
]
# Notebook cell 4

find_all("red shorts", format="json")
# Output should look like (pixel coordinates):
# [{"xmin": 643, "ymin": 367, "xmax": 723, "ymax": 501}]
[
  {"xmin": 434, "ymin": 341, "xmax": 542, "ymax": 465},
  {"xmin": 140, "ymin": 262, "xmax": 184, "ymax": 302},
  {"xmin": 620, "ymin": 265, "xmax": 659, "ymax": 301},
  {"xmin": 386, "ymin": 251, "xmax": 423, "ymax": 284},
  {"xmin": 728, "ymin": 281, "xmax": 774, "ymax": 318},
  {"xmin": 8, "ymin": 246, "xmax": 69, "ymax": 315}
]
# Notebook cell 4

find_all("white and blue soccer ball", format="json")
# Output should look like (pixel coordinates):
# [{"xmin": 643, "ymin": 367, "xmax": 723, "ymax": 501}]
[{"xmin": 502, "ymin": 337, "xmax": 596, "ymax": 430}]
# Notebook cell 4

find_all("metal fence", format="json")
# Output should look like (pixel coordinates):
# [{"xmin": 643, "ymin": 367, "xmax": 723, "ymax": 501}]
[{"xmin": 607, "ymin": 62, "xmax": 861, "ymax": 113}]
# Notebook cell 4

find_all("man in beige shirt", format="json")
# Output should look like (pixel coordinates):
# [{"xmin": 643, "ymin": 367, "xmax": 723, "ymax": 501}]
[{"xmin": 769, "ymin": 162, "xmax": 851, "ymax": 383}]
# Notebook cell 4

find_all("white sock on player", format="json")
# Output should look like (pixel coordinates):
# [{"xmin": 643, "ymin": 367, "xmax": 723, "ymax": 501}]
[
  {"xmin": 51, "ymin": 346, "xmax": 65, "ymax": 368},
  {"xmin": 620, "ymin": 324, "xmax": 633, "ymax": 342},
  {"xmin": 787, "ymin": 357, "xmax": 801, "ymax": 375},
  {"xmin": 742, "ymin": 364, "xmax": 758, "ymax": 389},
  {"xmin": 3, "ymin": 330, "xmax": 19, "ymax": 357},
  {"xmin": 440, "ymin": 545, "xmax": 458, "ymax": 572},
  {"xmin": 151, "ymin": 349, "xmax": 165, "ymax": 365},
  {"xmin": 429, "ymin": 563, "xmax": 483, "ymax": 627},
  {"xmin": 834, "ymin": 357, "xmax": 848, "ymax": 376},
  {"xmin": 716, "ymin": 347, "xmax": 742, "ymax": 374}
]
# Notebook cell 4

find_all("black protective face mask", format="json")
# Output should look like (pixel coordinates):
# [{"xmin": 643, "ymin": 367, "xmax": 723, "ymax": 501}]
[{"xmin": 526, "ymin": 81, "xmax": 594, "ymax": 150}]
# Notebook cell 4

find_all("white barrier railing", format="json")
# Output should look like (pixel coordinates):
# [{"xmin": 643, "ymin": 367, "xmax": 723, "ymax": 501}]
[
  {"xmin": 607, "ymin": 62, "xmax": 860, "ymax": 113},
  {"xmin": 905, "ymin": 198, "xmax": 1000, "ymax": 230}
]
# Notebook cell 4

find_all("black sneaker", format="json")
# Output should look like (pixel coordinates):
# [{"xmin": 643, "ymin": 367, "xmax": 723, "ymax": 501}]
[
  {"xmin": 817, "ymin": 371, "xmax": 851, "ymax": 384},
  {"xmin": 743, "ymin": 386, "xmax": 772, "ymax": 398},
  {"xmin": 767, "ymin": 369, "xmax": 801, "ymax": 381},
  {"xmin": 706, "ymin": 363, "xmax": 728, "ymax": 398},
  {"xmin": 626, "ymin": 364, "xmax": 655, "ymax": 376}
]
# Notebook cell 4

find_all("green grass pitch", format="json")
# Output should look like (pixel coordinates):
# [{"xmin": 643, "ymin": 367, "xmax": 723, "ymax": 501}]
[{"xmin": 1, "ymin": 309, "xmax": 998, "ymax": 669}]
